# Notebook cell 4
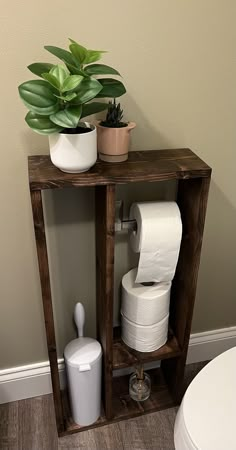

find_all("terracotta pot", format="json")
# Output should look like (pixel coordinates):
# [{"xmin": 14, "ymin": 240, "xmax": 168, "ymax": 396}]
[{"xmin": 96, "ymin": 121, "xmax": 136, "ymax": 162}]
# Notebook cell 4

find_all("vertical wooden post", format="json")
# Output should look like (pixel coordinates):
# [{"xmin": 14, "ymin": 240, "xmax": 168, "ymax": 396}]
[
  {"xmin": 95, "ymin": 185, "xmax": 115, "ymax": 420},
  {"xmin": 30, "ymin": 190, "xmax": 64, "ymax": 433},
  {"xmin": 162, "ymin": 176, "xmax": 211, "ymax": 402}
]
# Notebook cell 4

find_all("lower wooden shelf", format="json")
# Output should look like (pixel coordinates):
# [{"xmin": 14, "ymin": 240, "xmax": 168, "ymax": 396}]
[
  {"xmin": 113, "ymin": 326, "xmax": 182, "ymax": 370},
  {"xmin": 60, "ymin": 367, "xmax": 177, "ymax": 437}
]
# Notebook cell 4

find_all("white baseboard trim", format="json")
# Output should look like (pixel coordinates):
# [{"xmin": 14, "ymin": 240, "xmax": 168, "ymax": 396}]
[
  {"xmin": 186, "ymin": 325, "xmax": 236, "ymax": 364},
  {"xmin": 0, "ymin": 359, "xmax": 65, "ymax": 405},
  {"xmin": 1, "ymin": 326, "xmax": 236, "ymax": 404}
]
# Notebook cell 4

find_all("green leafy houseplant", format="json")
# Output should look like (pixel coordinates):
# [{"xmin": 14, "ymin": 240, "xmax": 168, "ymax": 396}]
[
  {"xmin": 18, "ymin": 39, "xmax": 126, "ymax": 134},
  {"xmin": 100, "ymin": 99, "xmax": 127, "ymax": 128}
]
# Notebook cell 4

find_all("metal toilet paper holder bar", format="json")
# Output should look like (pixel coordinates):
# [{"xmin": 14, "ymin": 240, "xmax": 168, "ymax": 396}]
[{"xmin": 115, "ymin": 200, "xmax": 137, "ymax": 232}]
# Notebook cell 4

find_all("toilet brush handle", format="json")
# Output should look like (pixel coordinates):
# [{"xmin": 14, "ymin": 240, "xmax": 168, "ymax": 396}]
[{"xmin": 74, "ymin": 303, "xmax": 85, "ymax": 337}]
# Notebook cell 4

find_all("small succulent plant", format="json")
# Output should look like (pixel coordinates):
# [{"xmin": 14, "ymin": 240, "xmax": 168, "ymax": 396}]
[{"xmin": 100, "ymin": 99, "xmax": 127, "ymax": 128}]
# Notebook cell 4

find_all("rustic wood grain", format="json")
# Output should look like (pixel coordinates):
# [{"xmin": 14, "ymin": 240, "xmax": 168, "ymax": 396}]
[
  {"xmin": 113, "ymin": 327, "xmax": 181, "ymax": 370},
  {"xmin": 28, "ymin": 149, "xmax": 211, "ymax": 190},
  {"xmin": 30, "ymin": 190, "xmax": 64, "ymax": 434},
  {"xmin": 162, "ymin": 176, "xmax": 211, "ymax": 402},
  {"xmin": 95, "ymin": 185, "xmax": 116, "ymax": 420}
]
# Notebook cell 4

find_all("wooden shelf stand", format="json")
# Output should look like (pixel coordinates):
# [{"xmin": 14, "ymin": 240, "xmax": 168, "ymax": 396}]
[{"xmin": 29, "ymin": 149, "xmax": 211, "ymax": 436}]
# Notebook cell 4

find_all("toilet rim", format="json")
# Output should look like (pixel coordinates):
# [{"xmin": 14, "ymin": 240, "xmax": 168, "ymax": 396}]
[
  {"xmin": 176, "ymin": 346, "xmax": 236, "ymax": 450},
  {"xmin": 174, "ymin": 401, "xmax": 198, "ymax": 450}
]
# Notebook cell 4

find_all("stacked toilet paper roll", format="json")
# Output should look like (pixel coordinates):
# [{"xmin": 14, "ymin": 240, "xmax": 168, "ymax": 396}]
[
  {"xmin": 121, "ymin": 201, "xmax": 182, "ymax": 353},
  {"xmin": 122, "ymin": 269, "xmax": 171, "ymax": 325},
  {"xmin": 121, "ymin": 269, "xmax": 171, "ymax": 352}
]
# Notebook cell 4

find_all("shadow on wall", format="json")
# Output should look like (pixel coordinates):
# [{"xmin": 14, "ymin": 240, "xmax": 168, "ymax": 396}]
[
  {"xmin": 193, "ymin": 179, "xmax": 236, "ymax": 332},
  {"xmin": 121, "ymin": 95, "xmax": 183, "ymax": 151}
]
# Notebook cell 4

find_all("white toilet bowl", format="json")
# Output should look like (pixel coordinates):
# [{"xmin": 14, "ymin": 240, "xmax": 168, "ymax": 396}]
[{"xmin": 174, "ymin": 346, "xmax": 236, "ymax": 450}]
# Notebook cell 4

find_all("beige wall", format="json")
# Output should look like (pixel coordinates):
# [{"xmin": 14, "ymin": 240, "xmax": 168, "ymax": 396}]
[{"xmin": 0, "ymin": 1, "xmax": 236, "ymax": 369}]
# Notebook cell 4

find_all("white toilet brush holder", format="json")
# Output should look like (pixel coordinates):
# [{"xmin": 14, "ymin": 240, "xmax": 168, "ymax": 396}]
[{"xmin": 64, "ymin": 303, "xmax": 102, "ymax": 426}]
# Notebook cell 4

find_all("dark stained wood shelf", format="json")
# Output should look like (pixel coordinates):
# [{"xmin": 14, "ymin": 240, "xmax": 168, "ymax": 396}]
[
  {"xmin": 28, "ymin": 148, "xmax": 211, "ymax": 190},
  {"xmin": 60, "ymin": 367, "xmax": 175, "ymax": 437},
  {"xmin": 29, "ymin": 148, "xmax": 211, "ymax": 436},
  {"xmin": 113, "ymin": 327, "xmax": 182, "ymax": 370}
]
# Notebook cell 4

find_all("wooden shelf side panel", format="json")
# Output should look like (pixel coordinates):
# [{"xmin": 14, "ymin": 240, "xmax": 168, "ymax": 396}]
[
  {"xmin": 30, "ymin": 190, "xmax": 64, "ymax": 433},
  {"xmin": 162, "ymin": 176, "xmax": 211, "ymax": 402},
  {"xmin": 95, "ymin": 185, "xmax": 116, "ymax": 420}
]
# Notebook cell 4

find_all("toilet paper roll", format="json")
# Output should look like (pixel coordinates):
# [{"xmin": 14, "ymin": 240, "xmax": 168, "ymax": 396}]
[
  {"xmin": 122, "ymin": 268, "xmax": 171, "ymax": 325},
  {"xmin": 130, "ymin": 201, "xmax": 182, "ymax": 283},
  {"xmin": 121, "ymin": 312, "xmax": 169, "ymax": 352}
]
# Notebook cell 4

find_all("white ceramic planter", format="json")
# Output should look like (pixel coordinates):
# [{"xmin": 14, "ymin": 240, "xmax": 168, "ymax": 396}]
[{"xmin": 49, "ymin": 123, "xmax": 97, "ymax": 173}]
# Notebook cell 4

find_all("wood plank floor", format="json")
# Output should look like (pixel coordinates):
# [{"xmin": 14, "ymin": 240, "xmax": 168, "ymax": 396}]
[{"xmin": 0, "ymin": 362, "xmax": 207, "ymax": 450}]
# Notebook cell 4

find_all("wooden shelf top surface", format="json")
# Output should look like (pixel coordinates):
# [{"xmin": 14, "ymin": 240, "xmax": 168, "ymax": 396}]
[
  {"xmin": 113, "ymin": 327, "xmax": 181, "ymax": 370},
  {"xmin": 28, "ymin": 148, "xmax": 211, "ymax": 190}
]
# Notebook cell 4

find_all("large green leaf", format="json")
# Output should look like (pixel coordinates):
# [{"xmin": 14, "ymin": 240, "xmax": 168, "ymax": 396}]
[
  {"xmin": 68, "ymin": 39, "xmax": 106, "ymax": 65},
  {"xmin": 54, "ymin": 92, "xmax": 77, "ymax": 101},
  {"xmin": 27, "ymin": 62, "xmax": 54, "ymax": 77},
  {"xmin": 96, "ymin": 78, "xmax": 126, "ymax": 98},
  {"xmin": 42, "ymin": 73, "xmax": 60, "ymax": 90},
  {"xmin": 85, "ymin": 64, "xmax": 120, "ymax": 76},
  {"xmin": 69, "ymin": 42, "xmax": 88, "ymax": 65},
  {"xmin": 50, "ymin": 65, "xmax": 69, "ymax": 87},
  {"xmin": 18, "ymin": 80, "xmax": 59, "ymax": 115},
  {"xmin": 44, "ymin": 46, "xmax": 76, "ymax": 66},
  {"xmin": 25, "ymin": 111, "xmax": 63, "ymax": 135},
  {"xmin": 64, "ymin": 62, "xmax": 86, "ymax": 76},
  {"xmin": 72, "ymin": 78, "xmax": 102, "ymax": 104},
  {"xmin": 84, "ymin": 50, "xmax": 106, "ymax": 64},
  {"xmin": 50, "ymin": 105, "xmax": 82, "ymax": 128},
  {"xmin": 81, "ymin": 102, "xmax": 108, "ymax": 118},
  {"xmin": 61, "ymin": 75, "xmax": 84, "ymax": 93}
]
